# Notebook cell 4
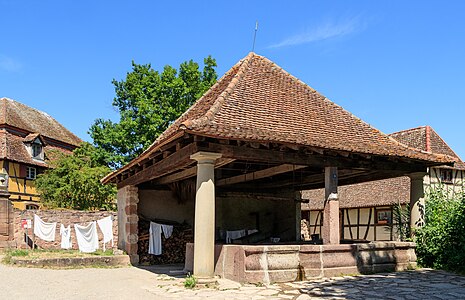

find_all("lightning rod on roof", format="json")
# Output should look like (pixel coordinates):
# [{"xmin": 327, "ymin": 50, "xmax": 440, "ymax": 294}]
[{"xmin": 252, "ymin": 21, "xmax": 258, "ymax": 52}]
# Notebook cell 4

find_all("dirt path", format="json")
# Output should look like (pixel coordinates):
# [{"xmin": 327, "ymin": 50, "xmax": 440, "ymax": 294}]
[{"xmin": 0, "ymin": 263, "xmax": 163, "ymax": 299}]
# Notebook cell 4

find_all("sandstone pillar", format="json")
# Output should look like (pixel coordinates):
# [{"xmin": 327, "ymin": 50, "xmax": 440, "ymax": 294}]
[
  {"xmin": 117, "ymin": 185, "xmax": 139, "ymax": 264},
  {"xmin": 409, "ymin": 172, "xmax": 426, "ymax": 233},
  {"xmin": 322, "ymin": 167, "xmax": 339, "ymax": 244},
  {"xmin": 191, "ymin": 151, "xmax": 222, "ymax": 278}
]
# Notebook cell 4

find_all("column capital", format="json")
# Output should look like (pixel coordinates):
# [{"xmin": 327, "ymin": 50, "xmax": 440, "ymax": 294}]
[
  {"xmin": 408, "ymin": 172, "xmax": 427, "ymax": 181},
  {"xmin": 190, "ymin": 151, "xmax": 222, "ymax": 163}
]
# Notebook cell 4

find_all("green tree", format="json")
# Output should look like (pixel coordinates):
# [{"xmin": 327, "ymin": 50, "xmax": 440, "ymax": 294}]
[
  {"xmin": 35, "ymin": 143, "xmax": 117, "ymax": 210},
  {"xmin": 89, "ymin": 56, "xmax": 217, "ymax": 168}
]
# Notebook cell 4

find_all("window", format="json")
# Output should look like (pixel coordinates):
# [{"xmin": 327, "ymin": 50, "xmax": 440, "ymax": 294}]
[
  {"xmin": 32, "ymin": 143, "xmax": 43, "ymax": 159},
  {"xmin": 25, "ymin": 204, "xmax": 38, "ymax": 210},
  {"xmin": 376, "ymin": 209, "xmax": 392, "ymax": 225},
  {"xmin": 26, "ymin": 167, "xmax": 36, "ymax": 179},
  {"xmin": 440, "ymin": 169, "xmax": 453, "ymax": 184}
]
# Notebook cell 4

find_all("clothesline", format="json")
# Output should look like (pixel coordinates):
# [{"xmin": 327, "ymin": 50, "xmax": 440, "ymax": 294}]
[{"xmin": 32, "ymin": 214, "xmax": 114, "ymax": 253}]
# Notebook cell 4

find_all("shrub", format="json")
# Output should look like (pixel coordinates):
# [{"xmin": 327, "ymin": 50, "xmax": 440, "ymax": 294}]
[{"xmin": 415, "ymin": 185, "xmax": 465, "ymax": 273}]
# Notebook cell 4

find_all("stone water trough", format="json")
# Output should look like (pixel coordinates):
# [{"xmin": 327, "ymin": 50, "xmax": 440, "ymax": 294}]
[{"xmin": 185, "ymin": 241, "xmax": 416, "ymax": 284}]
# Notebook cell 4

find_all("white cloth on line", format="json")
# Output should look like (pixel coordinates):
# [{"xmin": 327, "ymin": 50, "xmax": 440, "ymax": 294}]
[
  {"xmin": 97, "ymin": 216, "xmax": 114, "ymax": 251},
  {"xmin": 161, "ymin": 224, "xmax": 174, "ymax": 239},
  {"xmin": 60, "ymin": 224, "xmax": 72, "ymax": 249},
  {"xmin": 226, "ymin": 229, "xmax": 246, "ymax": 244},
  {"xmin": 149, "ymin": 222, "xmax": 162, "ymax": 255},
  {"xmin": 33, "ymin": 214, "xmax": 57, "ymax": 242},
  {"xmin": 74, "ymin": 221, "xmax": 99, "ymax": 253},
  {"xmin": 247, "ymin": 229, "xmax": 259, "ymax": 235}
]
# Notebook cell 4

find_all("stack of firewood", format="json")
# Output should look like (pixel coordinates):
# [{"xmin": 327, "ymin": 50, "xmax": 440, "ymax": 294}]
[{"xmin": 138, "ymin": 219, "xmax": 193, "ymax": 265}]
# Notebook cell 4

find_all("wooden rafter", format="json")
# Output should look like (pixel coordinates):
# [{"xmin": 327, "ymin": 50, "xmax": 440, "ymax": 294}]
[
  {"xmin": 216, "ymin": 164, "xmax": 307, "ymax": 187},
  {"xmin": 151, "ymin": 158, "xmax": 235, "ymax": 185},
  {"xmin": 117, "ymin": 142, "xmax": 198, "ymax": 188},
  {"xmin": 199, "ymin": 142, "xmax": 428, "ymax": 172}
]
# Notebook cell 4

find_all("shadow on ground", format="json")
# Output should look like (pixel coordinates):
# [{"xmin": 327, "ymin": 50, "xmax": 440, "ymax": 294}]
[
  {"xmin": 136, "ymin": 263, "xmax": 186, "ymax": 278},
  {"xmin": 293, "ymin": 269, "xmax": 465, "ymax": 299}
]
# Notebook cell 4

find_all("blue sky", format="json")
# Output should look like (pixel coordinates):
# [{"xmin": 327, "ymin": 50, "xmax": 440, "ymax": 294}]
[{"xmin": 1, "ymin": 1, "xmax": 464, "ymax": 159}]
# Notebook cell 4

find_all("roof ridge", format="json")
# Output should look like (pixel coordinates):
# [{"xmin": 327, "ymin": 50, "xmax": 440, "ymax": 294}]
[
  {"xmin": 389, "ymin": 125, "xmax": 426, "ymax": 136},
  {"xmin": 181, "ymin": 52, "xmax": 255, "ymax": 130}
]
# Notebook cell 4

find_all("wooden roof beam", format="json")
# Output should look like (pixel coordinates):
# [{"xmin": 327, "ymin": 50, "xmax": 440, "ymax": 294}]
[
  {"xmin": 217, "ymin": 164, "xmax": 307, "ymax": 187},
  {"xmin": 117, "ymin": 142, "xmax": 199, "ymax": 188},
  {"xmin": 151, "ymin": 158, "xmax": 235, "ymax": 185}
]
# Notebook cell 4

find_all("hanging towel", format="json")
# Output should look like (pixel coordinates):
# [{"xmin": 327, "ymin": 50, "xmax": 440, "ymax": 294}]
[
  {"xmin": 60, "ymin": 224, "xmax": 72, "ymax": 249},
  {"xmin": 149, "ymin": 222, "xmax": 162, "ymax": 255},
  {"xmin": 161, "ymin": 224, "xmax": 174, "ymax": 239},
  {"xmin": 226, "ymin": 229, "xmax": 246, "ymax": 244},
  {"xmin": 97, "ymin": 216, "xmax": 114, "ymax": 251},
  {"xmin": 74, "ymin": 221, "xmax": 99, "ymax": 253},
  {"xmin": 33, "ymin": 214, "xmax": 57, "ymax": 242},
  {"xmin": 247, "ymin": 229, "xmax": 259, "ymax": 235}
]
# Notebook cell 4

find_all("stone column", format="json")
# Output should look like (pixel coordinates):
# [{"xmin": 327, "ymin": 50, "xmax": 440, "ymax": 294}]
[
  {"xmin": 322, "ymin": 167, "xmax": 339, "ymax": 245},
  {"xmin": 409, "ymin": 172, "xmax": 426, "ymax": 233},
  {"xmin": 191, "ymin": 151, "xmax": 222, "ymax": 278},
  {"xmin": 117, "ymin": 185, "xmax": 139, "ymax": 264}
]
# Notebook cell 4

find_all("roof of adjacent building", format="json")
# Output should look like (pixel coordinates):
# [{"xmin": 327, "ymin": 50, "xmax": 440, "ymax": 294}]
[
  {"xmin": 0, "ymin": 97, "xmax": 82, "ymax": 147},
  {"xmin": 109, "ymin": 53, "xmax": 454, "ymax": 179},
  {"xmin": 0, "ymin": 97, "xmax": 81, "ymax": 166},
  {"xmin": 302, "ymin": 176, "xmax": 410, "ymax": 210},
  {"xmin": 303, "ymin": 125, "xmax": 464, "ymax": 210},
  {"xmin": 389, "ymin": 126, "xmax": 465, "ymax": 170}
]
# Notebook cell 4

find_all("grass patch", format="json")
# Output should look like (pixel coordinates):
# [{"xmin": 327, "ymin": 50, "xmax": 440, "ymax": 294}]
[
  {"xmin": 2, "ymin": 248, "xmax": 114, "ymax": 263},
  {"xmin": 184, "ymin": 273, "xmax": 197, "ymax": 289}
]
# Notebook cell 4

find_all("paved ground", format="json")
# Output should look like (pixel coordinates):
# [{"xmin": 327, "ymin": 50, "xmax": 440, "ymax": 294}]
[{"xmin": 1, "ymin": 261, "xmax": 464, "ymax": 299}]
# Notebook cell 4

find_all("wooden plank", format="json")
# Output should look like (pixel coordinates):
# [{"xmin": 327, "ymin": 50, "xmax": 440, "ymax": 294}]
[
  {"xmin": 152, "ymin": 158, "xmax": 235, "ymax": 185},
  {"xmin": 117, "ymin": 143, "xmax": 198, "ymax": 188},
  {"xmin": 254, "ymin": 169, "xmax": 367, "ymax": 190},
  {"xmin": 200, "ymin": 142, "xmax": 428, "ymax": 173},
  {"xmin": 217, "ymin": 164, "xmax": 307, "ymax": 187}
]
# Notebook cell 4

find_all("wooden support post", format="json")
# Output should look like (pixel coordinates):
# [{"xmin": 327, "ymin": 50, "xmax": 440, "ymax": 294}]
[{"xmin": 322, "ymin": 167, "xmax": 339, "ymax": 244}]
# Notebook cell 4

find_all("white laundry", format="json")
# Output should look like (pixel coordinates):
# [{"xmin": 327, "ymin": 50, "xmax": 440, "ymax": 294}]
[
  {"xmin": 226, "ymin": 229, "xmax": 246, "ymax": 244},
  {"xmin": 247, "ymin": 229, "xmax": 259, "ymax": 235},
  {"xmin": 60, "ymin": 224, "xmax": 72, "ymax": 249},
  {"xmin": 149, "ymin": 222, "xmax": 162, "ymax": 255},
  {"xmin": 74, "ymin": 221, "xmax": 99, "ymax": 253},
  {"xmin": 33, "ymin": 214, "xmax": 57, "ymax": 242},
  {"xmin": 97, "ymin": 216, "xmax": 114, "ymax": 251},
  {"xmin": 161, "ymin": 224, "xmax": 174, "ymax": 239}
]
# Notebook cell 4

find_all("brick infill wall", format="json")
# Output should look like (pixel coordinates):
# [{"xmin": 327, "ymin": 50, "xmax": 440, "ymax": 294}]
[{"xmin": 13, "ymin": 209, "xmax": 118, "ymax": 250}]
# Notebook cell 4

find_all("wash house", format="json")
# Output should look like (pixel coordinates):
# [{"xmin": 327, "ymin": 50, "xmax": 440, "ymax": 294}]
[{"xmin": 102, "ymin": 53, "xmax": 454, "ymax": 283}]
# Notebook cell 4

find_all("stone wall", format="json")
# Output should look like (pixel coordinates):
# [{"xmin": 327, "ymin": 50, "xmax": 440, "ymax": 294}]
[
  {"xmin": 0, "ymin": 196, "xmax": 14, "ymax": 247},
  {"xmin": 13, "ymin": 209, "xmax": 117, "ymax": 250},
  {"xmin": 185, "ymin": 241, "xmax": 417, "ymax": 284}
]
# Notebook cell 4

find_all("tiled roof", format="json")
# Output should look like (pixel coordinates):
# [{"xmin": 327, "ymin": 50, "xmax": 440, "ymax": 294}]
[
  {"xmin": 390, "ymin": 126, "xmax": 465, "ymax": 170},
  {"xmin": 302, "ymin": 176, "xmax": 410, "ymax": 210},
  {"xmin": 0, "ymin": 129, "xmax": 71, "ymax": 167},
  {"xmin": 304, "ymin": 126, "xmax": 464, "ymax": 210},
  {"xmin": 0, "ymin": 97, "xmax": 81, "ymax": 147},
  {"xmin": 111, "ymin": 53, "xmax": 453, "ymax": 178}
]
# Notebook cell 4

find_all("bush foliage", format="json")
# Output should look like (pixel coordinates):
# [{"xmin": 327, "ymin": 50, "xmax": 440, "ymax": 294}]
[
  {"xmin": 415, "ymin": 185, "xmax": 465, "ymax": 273},
  {"xmin": 35, "ymin": 143, "xmax": 116, "ymax": 210}
]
